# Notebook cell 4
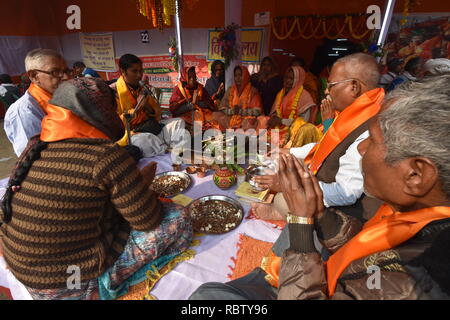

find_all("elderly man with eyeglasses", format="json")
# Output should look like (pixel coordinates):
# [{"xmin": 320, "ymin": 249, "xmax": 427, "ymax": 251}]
[
  {"xmin": 252, "ymin": 53, "xmax": 385, "ymax": 223},
  {"xmin": 4, "ymin": 48, "xmax": 71, "ymax": 156}
]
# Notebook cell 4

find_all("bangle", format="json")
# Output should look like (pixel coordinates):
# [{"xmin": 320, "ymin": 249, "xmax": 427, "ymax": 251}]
[{"xmin": 287, "ymin": 213, "xmax": 314, "ymax": 225}]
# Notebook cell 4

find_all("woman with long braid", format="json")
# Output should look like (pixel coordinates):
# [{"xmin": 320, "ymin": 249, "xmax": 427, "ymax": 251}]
[{"xmin": 0, "ymin": 78, "xmax": 192, "ymax": 300}]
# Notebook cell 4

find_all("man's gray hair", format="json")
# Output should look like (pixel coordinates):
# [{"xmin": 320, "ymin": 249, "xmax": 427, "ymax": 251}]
[
  {"xmin": 24, "ymin": 48, "xmax": 64, "ymax": 72},
  {"xmin": 335, "ymin": 53, "xmax": 380, "ymax": 89},
  {"xmin": 379, "ymin": 74, "xmax": 450, "ymax": 199}
]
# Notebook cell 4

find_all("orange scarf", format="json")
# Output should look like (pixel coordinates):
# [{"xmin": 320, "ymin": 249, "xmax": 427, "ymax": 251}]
[
  {"xmin": 274, "ymin": 66, "xmax": 310, "ymax": 119},
  {"xmin": 261, "ymin": 204, "xmax": 450, "ymax": 295},
  {"xmin": 229, "ymin": 66, "xmax": 260, "ymax": 129},
  {"xmin": 326, "ymin": 204, "xmax": 450, "ymax": 296},
  {"xmin": 28, "ymin": 83, "xmax": 108, "ymax": 142},
  {"xmin": 116, "ymin": 76, "xmax": 161, "ymax": 127},
  {"xmin": 304, "ymin": 88, "xmax": 385, "ymax": 174},
  {"xmin": 178, "ymin": 82, "xmax": 214, "ymax": 123}
]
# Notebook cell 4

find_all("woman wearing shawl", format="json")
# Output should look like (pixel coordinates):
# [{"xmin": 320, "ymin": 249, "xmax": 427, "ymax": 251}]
[
  {"xmin": 169, "ymin": 66, "xmax": 219, "ymax": 132},
  {"xmin": 250, "ymin": 57, "xmax": 284, "ymax": 116},
  {"xmin": 0, "ymin": 78, "xmax": 192, "ymax": 300},
  {"xmin": 205, "ymin": 60, "xmax": 226, "ymax": 107},
  {"xmin": 257, "ymin": 66, "xmax": 321, "ymax": 147},
  {"xmin": 290, "ymin": 57, "xmax": 320, "ymax": 107},
  {"xmin": 217, "ymin": 65, "xmax": 263, "ymax": 131},
  {"xmin": 112, "ymin": 54, "xmax": 187, "ymax": 157}
]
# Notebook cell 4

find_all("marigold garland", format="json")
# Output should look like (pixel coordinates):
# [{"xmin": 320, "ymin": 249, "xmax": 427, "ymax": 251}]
[
  {"xmin": 168, "ymin": 37, "xmax": 179, "ymax": 72},
  {"xmin": 275, "ymin": 86, "xmax": 303, "ymax": 121},
  {"xmin": 218, "ymin": 23, "xmax": 241, "ymax": 69},
  {"xmin": 271, "ymin": 15, "xmax": 373, "ymax": 41},
  {"xmin": 400, "ymin": 0, "xmax": 421, "ymax": 26}
]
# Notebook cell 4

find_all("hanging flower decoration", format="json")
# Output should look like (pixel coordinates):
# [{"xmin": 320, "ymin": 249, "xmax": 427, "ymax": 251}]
[
  {"xmin": 400, "ymin": 0, "xmax": 421, "ymax": 26},
  {"xmin": 361, "ymin": 42, "xmax": 385, "ymax": 58},
  {"xmin": 271, "ymin": 14, "xmax": 374, "ymax": 41},
  {"xmin": 360, "ymin": 32, "xmax": 385, "ymax": 58},
  {"xmin": 136, "ymin": 0, "xmax": 176, "ymax": 31},
  {"xmin": 168, "ymin": 37, "xmax": 179, "ymax": 72},
  {"xmin": 218, "ymin": 23, "xmax": 240, "ymax": 69}
]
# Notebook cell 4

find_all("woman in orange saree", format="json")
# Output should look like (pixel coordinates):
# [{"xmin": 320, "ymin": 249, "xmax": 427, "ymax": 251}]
[
  {"xmin": 216, "ymin": 65, "xmax": 263, "ymax": 132},
  {"xmin": 257, "ymin": 66, "xmax": 321, "ymax": 147},
  {"xmin": 169, "ymin": 66, "xmax": 219, "ymax": 132}
]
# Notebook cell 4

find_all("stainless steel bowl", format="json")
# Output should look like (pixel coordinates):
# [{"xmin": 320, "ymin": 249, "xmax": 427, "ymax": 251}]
[
  {"xmin": 246, "ymin": 166, "xmax": 268, "ymax": 192},
  {"xmin": 151, "ymin": 171, "xmax": 192, "ymax": 197}
]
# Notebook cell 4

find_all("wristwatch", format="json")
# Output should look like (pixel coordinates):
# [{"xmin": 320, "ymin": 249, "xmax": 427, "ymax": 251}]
[{"xmin": 287, "ymin": 213, "xmax": 314, "ymax": 225}]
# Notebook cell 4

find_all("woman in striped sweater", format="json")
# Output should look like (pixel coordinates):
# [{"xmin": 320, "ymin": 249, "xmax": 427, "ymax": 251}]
[{"xmin": 0, "ymin": 78, "xmax": 193, "ymax": 299}]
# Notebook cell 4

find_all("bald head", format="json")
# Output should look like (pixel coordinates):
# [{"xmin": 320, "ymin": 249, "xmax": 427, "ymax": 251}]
[{"xmin": 334, "ymin": 53, "xmax": 380, "ymax": 90}]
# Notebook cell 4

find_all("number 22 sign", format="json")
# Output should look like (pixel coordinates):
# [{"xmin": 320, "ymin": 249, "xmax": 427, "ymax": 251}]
[{"xmin": 140, "ymin": 31, "xmax": 150, "ymax": 44}]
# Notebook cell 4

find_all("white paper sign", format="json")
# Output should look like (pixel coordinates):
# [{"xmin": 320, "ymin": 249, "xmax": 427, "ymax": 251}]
[{"xmin": 255, "ymin": 11, "xmax": 270, "ymax": 26}]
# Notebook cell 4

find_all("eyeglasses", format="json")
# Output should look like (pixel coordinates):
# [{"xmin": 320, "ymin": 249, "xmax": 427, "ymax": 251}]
[
  {"xmin": 30, "ymin": 68, "xmax": 72, "ymax": 78},
  {"xmin": 326, "ymin": 78, "xmax": 367, "ymax": 91}
]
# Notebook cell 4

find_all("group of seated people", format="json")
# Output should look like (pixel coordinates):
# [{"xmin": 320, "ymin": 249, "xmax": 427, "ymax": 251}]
[
  {"xmin": 169, "ymin": 56, "xmax": 325, "ymax": 149},
  {"xmin": 379, "ymin": 55, "xmax": 450, "ymax": 91},
  {"xmin": 0, "ymin": 47, "xmax": 449, "ymax": 300}
]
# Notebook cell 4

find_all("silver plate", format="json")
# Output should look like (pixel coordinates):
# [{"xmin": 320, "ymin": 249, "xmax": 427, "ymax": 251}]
[
  {"xmin": 150, "ymin": 171, "xmax": 192, "ymax": 197},
  {"xmin": 187, "ymin": 195, "xmax": 244, "ymax": 234}
]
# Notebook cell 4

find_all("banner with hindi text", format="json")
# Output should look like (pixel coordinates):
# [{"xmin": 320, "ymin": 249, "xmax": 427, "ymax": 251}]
[
  {"xmin": 208, "ymin": 28, "xmax": 264, "ymax": 63},
  {"xmin": 79, "ymin": 33, "xmax": 116, "ymax": 71},
  {"xmin": 106, "ymin": 54, "xmax": 210, "ymax": 107}
]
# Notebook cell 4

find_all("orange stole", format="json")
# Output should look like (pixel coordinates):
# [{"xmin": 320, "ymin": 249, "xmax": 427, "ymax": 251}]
[
  {"xmin": 116, "ymin": 76, "xmax": 161, "ymax": 127},
  {"xmin": 304, "ymin": 88, "xmax": 385, "ymax": 174},
  {"xmin": 28, "ymin": 84, "xmax": 108, "ymax": 142},
  {"xmin": 271, "ymin": 86, "xmax": 304, "ymax": 146},
  {"xmin": 178, "ymin": 83, "xmax": 213, "ymax": 124},
  {"xmin": 261, "ymin": 205, "xmax": 450, "ymax": 294},
  {"xmin": 326, "ymin": 205, "xmax": 450, "ymax": 296},
  {"xmin": 228, "ymin": 83, "xmax": 254, "ymax": 129}
]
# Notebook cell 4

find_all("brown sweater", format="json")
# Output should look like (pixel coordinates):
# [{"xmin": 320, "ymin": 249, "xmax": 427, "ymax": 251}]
[{"xmin": 0, "ymin": 138, "xmax": 162, "ymax": 289}]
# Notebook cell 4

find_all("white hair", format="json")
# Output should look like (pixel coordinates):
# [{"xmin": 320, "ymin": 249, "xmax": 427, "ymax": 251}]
[
  {"xmin": 379, "ymin": 74, "xmax": 450, "ymax": 199},
  {"xmin": 424, "ymin": 58, "xmax": 450, "ymax": 75},
  {"xmin": 334, "ymin": 53, "xmax": 381, "ymax": 89},
  {"xmin": 24, "ymin": 48, "xmax": 64, "ymax": 72}
]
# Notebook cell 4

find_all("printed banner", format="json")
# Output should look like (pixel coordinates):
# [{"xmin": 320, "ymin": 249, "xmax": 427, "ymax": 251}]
[
  {"xmin": 208, "ymin": 28, "xmax": 264, "ymax": 63},
  {"xmin": 106, "ymin": 54, "xmax": 211, "ymax": 107},
  {"xmin": 80, "ymin": 33, "xmax": 116, "ymax": 71},
  {"xmin": 382, "ymin": 14, "xmax": 450, "ymax": 65}
]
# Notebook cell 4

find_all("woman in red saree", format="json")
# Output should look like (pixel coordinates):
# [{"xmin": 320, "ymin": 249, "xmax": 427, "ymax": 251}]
[
  {"xmin": 216, "ymin": 65, "xmax": 263, "ymax": 131},
  {"xmin": 169, "ymin": 67, "xmax": 219, "ymax": 131},
  {"xmin": 257, "ymin": 66, "xmax": 321, "ymax": 147}
]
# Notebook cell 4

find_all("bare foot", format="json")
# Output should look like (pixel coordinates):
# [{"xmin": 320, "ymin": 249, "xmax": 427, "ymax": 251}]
[{"xmin": 251, "ymin": 203, "xmax": 286, "ymax": 221}]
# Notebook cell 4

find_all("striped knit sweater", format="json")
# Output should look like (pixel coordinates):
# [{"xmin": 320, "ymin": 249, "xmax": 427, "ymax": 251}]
[{"xmin": 0, "ymin": 138, "xmax": 162, "ymax": 289}]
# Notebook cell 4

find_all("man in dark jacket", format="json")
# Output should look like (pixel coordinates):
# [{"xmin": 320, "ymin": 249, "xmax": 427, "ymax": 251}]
[
  {"xmin": 190, "ymin": 74, "xmax": 450, "ymax": 300},
  {"xmin": 0, "ymin": 74, "xmax": 22, "ymax": 109}
]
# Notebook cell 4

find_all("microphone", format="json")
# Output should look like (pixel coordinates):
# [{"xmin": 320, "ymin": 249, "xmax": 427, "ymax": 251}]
[{"xmin": 139, "ymin": 80, "xmax": 154, "ymax": 97}]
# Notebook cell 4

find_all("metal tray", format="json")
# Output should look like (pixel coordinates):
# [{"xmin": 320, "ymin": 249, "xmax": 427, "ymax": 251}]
[
  {"xmin": 150, "ymin": 171, "xmax": 191, "ymax": 198},
  {"xmin": 187, "ymin": 195, "xmax": 244, "ymax": 234}
]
